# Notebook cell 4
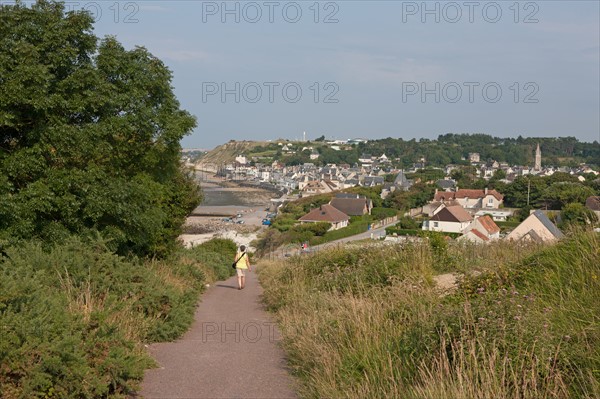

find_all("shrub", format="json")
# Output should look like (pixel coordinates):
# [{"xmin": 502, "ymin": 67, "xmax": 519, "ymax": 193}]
[
  {"xmin": 0, "ymin": 236, "xmax": 232, "ymax": 398},
  {"xmin": 371, "ymin": 207, "xmax": 398, "ymax": 220}
]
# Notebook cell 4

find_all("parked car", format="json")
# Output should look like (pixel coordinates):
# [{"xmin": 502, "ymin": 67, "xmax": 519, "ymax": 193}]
[
  {"xmin": 222, "ymin": 217, "xmax": 232, "ymax": 222},
  {"xmin": 236, "ymin": 220, "xmax": 245, "ymax": 224},
  {"xmin": 262, "ymin": 219, "xmax": 272, "ymax": 226}
]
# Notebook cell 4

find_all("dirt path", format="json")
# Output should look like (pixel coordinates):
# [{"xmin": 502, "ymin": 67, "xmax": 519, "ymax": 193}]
[{"xmin": 138, "ymin": 271, "xmax": 297, "ymax": 398}]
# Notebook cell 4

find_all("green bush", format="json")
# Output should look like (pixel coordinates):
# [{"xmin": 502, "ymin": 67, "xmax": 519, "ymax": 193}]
[
  {"xmin": 371, "ymin": 207, "xmax": 398, "ymax": 220},
  {"xmin": 0, "ymin": 236, "xmax": 230, "ymax": 398},
  {"xmin": 291, "ymin": 222, "xmax": 331, "ymax": 236},
  {"xmin": 183, "ymin": 238, "xmax": 237, "ymax": 281},
  {"xmin": 396, "ymin": 216, "xmax": 420, "ymax": 229}
]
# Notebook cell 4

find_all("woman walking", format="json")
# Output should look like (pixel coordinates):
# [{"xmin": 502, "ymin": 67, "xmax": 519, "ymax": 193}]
[{"xmin": 234, "ymin": 245, "xmax": 251, "ymax": 290}]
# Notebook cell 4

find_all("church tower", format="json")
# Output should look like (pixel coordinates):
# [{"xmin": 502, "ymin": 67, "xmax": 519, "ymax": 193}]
[{"xmin": 534, "ymin": 143, "xmax": 542, "ymax": 171}]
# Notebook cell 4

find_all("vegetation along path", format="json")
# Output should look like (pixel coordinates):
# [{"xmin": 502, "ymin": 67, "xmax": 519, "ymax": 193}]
[{"xmin": 138, "ymin": 270, "xmax": 297, "ymax": 398}]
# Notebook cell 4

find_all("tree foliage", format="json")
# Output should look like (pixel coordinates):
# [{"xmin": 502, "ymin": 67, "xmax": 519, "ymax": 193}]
[
  {"xmin": 560, "ymin": 203, "xmax": 598, "ymax": 228},
  {"xmin": 0, "ymin": 1, "xmax": 199, "ymax": 256}
]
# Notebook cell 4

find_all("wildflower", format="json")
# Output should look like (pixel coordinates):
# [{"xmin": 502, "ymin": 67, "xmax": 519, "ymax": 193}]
[
  {"xmin": 514, "ymin": 316, "xmax": 521, "ymax": 321},
  {"xmin": 564, "ymin": 335, "xmax": 571, "ymax": 341},
  {"xmin": 478, "ymin": 317, "xmax": 486, "ymax": 322},
  {"xmin": 477, "ymin": 287, "xmax": 485, "ymax": 293},
  {"xmin": 517, "ymin": 304, "xmax": 522, "ymax": 308}
]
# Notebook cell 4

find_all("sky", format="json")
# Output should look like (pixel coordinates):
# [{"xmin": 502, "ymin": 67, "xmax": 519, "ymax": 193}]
[{"xmin": 81, "ymin": 1, "xmax": 599, "ymax": 148}]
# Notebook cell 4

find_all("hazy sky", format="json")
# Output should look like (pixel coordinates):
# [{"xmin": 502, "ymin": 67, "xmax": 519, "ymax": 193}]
[{"xmin": 85, "ymin": 1, "xmax": 600, "ymax": 148}]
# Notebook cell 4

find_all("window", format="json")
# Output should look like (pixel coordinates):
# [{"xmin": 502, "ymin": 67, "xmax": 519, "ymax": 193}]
[{"xmin": 433, "ymin": 222, "xmax": 439, "ymax": 228}]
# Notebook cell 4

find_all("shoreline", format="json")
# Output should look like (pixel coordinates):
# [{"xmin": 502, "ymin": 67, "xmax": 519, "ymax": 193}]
[{"xmin": 180, "ymin": 173, "xmax": 279, "ymax": 249}]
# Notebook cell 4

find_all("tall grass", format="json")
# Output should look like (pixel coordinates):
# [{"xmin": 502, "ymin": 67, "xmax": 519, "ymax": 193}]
[{"xmin": 259, "ymin": 232, "xmax": 600, "ymax": 398}]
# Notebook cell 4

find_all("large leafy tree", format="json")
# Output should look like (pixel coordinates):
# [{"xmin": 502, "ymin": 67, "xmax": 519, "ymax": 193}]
[{"xmin": 0, "ymin": 1, "xmax": 200, "ymax": 256}]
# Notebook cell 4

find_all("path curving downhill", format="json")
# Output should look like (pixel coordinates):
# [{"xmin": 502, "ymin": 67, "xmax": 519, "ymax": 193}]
[{"xmin": 138, "ymin": 270, "xmax": 297, "ymax": 399}]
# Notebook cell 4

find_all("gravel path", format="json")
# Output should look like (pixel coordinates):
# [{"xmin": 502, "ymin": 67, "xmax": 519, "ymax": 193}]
[{"xmin": 138, "ymin": 271, "xmax": 297, "ymax": 399}]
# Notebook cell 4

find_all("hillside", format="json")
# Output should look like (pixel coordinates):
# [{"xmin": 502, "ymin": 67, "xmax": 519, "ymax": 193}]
[{"xmin": 197, "ymin": 140, "xmax": 267, "ymax": 167}]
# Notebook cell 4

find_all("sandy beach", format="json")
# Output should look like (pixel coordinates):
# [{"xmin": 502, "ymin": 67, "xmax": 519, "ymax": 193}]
[{"xmin": 179, "ymin": 174, "xmax": 278, "ymax": 250}]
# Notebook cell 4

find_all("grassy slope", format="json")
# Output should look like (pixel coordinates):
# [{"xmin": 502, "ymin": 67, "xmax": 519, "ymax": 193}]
[
  {"xmin": 198, "ymin": 141, "xmax": 268, "ymax": 166},
  {"xmin": 259, "ymin": 232, "xmax": 600, "ymax": 398}
]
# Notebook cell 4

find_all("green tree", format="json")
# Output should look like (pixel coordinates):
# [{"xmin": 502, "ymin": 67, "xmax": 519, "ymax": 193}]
[
  {"xmin": 539, "ymin": 183, "xmax": 595, "ymax": 210},
  {"xmin": 560, "ymin": 203, "xmax": 598, "ymax": 227},
  {"xmin": 0, "ymin": 1, "xmax": 199, "ymax": 256}
]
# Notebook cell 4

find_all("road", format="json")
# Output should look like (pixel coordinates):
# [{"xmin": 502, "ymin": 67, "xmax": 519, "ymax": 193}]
[
  {"xmin": 266, "ymin": 218, "xmax": 398, "ymax": 260},
  {"xmin": 138, "ymin": 271, "xmax": 297, "ymax": 398}
]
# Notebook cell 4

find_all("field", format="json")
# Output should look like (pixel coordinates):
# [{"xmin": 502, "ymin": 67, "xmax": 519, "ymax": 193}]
[{"xmin": 259, "ymin": 232, "xmax": 600, "ymax": 398}]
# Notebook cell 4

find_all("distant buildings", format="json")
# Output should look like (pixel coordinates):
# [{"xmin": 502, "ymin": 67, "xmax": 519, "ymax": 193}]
[{"xmin": 469, "ymin": 152, "xmax": 481, "ymax": 163}]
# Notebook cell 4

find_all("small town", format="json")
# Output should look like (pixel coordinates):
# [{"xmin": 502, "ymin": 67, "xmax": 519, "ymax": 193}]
[{"xmin": 184, "ymin": 137, "xmax": 599, "ymax": 249}]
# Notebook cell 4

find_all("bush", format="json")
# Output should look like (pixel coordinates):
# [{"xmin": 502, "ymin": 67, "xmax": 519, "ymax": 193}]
[
  {"xmin": 291, "ymin": 222, "xmax": 331, "ymax": 236},
  {"xmin": 0, "ymin": 236, "xmax": 237, "ymax": 398},
  {"xmin": 371, "ymin": 207, "xmax": 398, "ymax": 220},
  {"xmin": 183, "ymin": 238, "xmax": 237, "ymax": 281},
  {"xmin": 396, "ymin": 216, "xmax": 420, "ymax": 229}
]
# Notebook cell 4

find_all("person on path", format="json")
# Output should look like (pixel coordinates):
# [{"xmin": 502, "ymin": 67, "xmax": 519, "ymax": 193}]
[{"xmin": 234, "ymin": 245, "xmax": 251, "ymax": 290}]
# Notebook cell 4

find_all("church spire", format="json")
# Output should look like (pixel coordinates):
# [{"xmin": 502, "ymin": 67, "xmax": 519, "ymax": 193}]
[{"xmin": 534, "ymin": 143, "xmax": 542, "ymax": 171}]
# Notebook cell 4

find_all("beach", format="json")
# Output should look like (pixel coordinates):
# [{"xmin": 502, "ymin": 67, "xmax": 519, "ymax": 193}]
[{"xmin": 179, "ymin": 174, "xmax": 278, "ymax": 249}]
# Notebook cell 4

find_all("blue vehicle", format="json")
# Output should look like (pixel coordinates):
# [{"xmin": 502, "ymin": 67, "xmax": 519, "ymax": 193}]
[{"xmin": 262, "ymin": 219, "xmax": 272, "ymax": 226}]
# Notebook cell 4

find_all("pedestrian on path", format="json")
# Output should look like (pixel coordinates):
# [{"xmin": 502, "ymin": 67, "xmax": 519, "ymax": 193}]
[{"xmin": 234, "ymin": 245, "xmax": 251, "ymax": 290}]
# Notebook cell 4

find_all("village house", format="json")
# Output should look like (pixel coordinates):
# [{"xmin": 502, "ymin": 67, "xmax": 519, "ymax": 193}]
[
  {"xmin": 394, "ymin": 171, "xmax": 413, "ymax": 191},
  {"xmin": 473, "ymin": 208, "xmax": 515, "ymax": 222},
  {"xmin": 359, "ymin": 153, "xmax": 374, "ymax": 165},
  {"xmin": 330, "ymin": 194, "xmax": 373, "ymax": 216},
  {"xmin": 462, "ymin": 215, "xmax": 501, "ymax": 241},
  {"xmin": 298, "ymin": 204, "xmax": 349, "ymax": 230},
  {"xmin": 505, "ymin": 210, "xmax": 564, "ymax": 243},
  {"xmin": 422, "ymin": 205, "xmax": 473, "ymax": 233},
  {"xmin": 300, "ymin": 180, "xmax": 339, "ymax": 196},
  {"xmin": 433, "ymin": 188, "xmax": 504, "ymax": 209}
]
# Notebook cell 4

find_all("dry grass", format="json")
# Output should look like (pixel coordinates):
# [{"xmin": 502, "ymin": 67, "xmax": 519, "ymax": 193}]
[{"xmin": 259, "ymin": 233, "xmax": 600, "ymax": 399}]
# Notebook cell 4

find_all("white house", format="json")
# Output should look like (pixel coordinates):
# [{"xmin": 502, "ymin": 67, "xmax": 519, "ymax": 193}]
[{"xmin": 422, "ymin": 205, "xmax": 473, "ymax": 233}]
